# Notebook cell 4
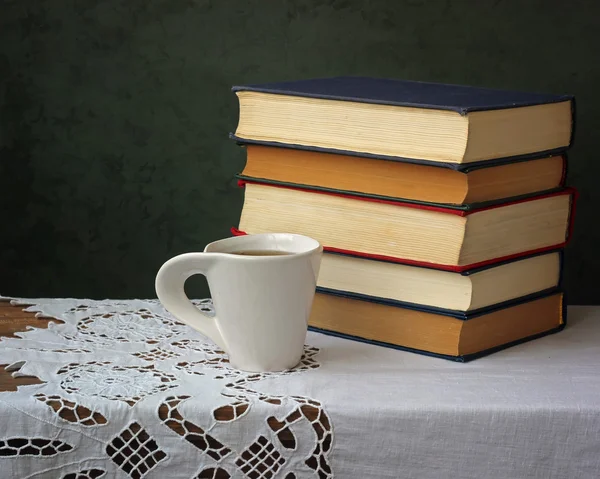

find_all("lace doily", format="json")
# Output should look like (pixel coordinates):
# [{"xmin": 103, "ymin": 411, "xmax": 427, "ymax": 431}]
[{"xmin": 0, "ymin": 297, "xmax": 334, "ymax": 479}]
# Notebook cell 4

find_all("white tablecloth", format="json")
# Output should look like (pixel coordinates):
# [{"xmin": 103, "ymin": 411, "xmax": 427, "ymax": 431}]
[
  {"xmin": 299, "ymin": 306, "xmax": 600, "ymax": 479},
  {"xmin": 0, "ymin": 297, "xmax": 598, "ymax": 478}
]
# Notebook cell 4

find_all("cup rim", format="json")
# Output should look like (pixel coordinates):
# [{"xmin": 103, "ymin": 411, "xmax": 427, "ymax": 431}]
[{"xmin": 204, "ymin": 232, "xmax": 322, "ymax": 258}]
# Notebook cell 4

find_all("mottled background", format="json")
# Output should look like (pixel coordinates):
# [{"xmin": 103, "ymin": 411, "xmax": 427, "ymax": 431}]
[{"xmin": 1, "ymin": 0, "xmax": 598, "ymax": 302}]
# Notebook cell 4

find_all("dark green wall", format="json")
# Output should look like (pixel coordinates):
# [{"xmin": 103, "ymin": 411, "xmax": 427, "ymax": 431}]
[{"xmin": 1, "ymin": 0, "xmax": 598, "ymax": 303}]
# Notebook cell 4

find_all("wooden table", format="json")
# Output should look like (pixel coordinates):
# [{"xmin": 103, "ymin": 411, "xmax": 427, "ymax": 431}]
[{"xmin": 0, "ymin": 302, "xmax": 56, "ymax": 391}]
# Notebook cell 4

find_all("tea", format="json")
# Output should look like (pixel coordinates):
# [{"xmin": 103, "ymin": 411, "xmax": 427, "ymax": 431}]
[{"xmin": 232, "ymin": 250, "xmax": 292, "ymax": 256}]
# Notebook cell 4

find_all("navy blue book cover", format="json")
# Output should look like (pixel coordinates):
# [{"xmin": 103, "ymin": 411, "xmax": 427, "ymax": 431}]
[
  {"xmin": 231, "ymin": 76, "xmax": 575, "ymax": 170},
  {"xmin": 233, "ymin": 76, "xmax": 573, "ymax": 114}
]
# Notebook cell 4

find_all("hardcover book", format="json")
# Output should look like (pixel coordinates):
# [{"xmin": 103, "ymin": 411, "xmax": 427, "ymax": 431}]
[
  {"xmin": 238, "ymin": 145, "xmax": 566, "ymax": 207},
  {"xmin": 234, "ymin": 180, "xmax": 576, "ymax": 271},
  {"xmin": 308, "ymin": 290, "xmax": 565, "ymax": 362},
  {"xmin": 231, "ymin": 76, "xmax": 574, "ymax": 167},
  {"xmin": 315, "ymin": 250, "xmax": 562, "ymax": 316}
]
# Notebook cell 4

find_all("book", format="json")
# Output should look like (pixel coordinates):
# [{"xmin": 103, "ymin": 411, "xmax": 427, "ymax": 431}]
[
  {"xmin": 239, "ymin": 145, "xmax": 566, "ymax": 206},
  {"xmin": 316, "ymin": 251, "xmax": 561, "ymax": 315},
  {"xmin": 231, "ymin": 76, "xmax": 574, "ymax": 167},
  {"xmin": 308, "ymin": 290, "xmax": 565, "ymax": 361},
  {"xmin": 234, "ymin": 181, "xmax": 575, "ymax": 271}
]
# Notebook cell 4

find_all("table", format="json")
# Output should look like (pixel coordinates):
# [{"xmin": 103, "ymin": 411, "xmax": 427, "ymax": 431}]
[{"xmin": 0, "ymin": 297, "xmax": 599, "ymax": 479}]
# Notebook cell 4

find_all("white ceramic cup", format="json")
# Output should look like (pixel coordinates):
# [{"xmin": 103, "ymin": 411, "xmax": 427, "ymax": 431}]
[{"xmin": 155, "ymin": 233, "xmax": 323, "ymax": 372}]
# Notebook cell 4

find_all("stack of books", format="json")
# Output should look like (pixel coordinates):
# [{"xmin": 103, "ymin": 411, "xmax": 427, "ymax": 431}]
[{"xmin": 229, "ymin": 76, "xmax": 576, "ymax": 361}]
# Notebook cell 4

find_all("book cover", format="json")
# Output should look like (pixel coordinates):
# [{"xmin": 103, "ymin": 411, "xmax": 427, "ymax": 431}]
[{"xmin": 232, "ymin": 76, "xmax": 573, "ymax": 114}]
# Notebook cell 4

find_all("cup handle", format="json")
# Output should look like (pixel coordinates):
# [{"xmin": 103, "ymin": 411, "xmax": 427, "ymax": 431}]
[{"xmin": 155, "ymin": 253, "xmax": 227, "ymax": 351}]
